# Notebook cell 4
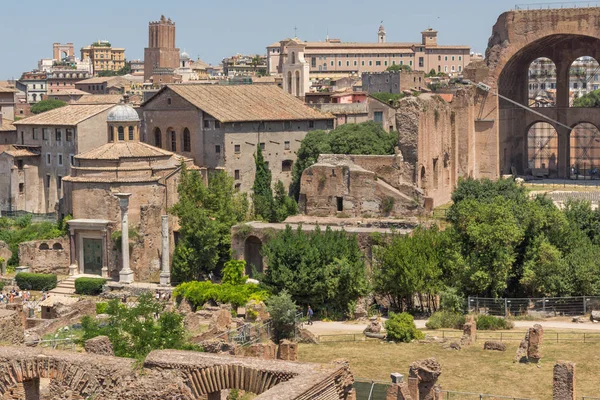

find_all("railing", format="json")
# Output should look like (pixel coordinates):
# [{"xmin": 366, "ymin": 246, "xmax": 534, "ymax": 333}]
[
  {"xmin": 429, "ymin": 330, "xmax": 600, "ymax": 343},
  {"xmin": 437, "ymin": 390, "xmax": 533, "ymax": 400},
  {"xmin": 35, "ymin": 338, "xmax": 77, "ymax": 351},
  {"xmin": 468, "ymin": 296, "xmax": 600, "ymax": 317},
  {"xmin": 515, "ymin": 1, "xmax": 600, "ymax": 10},
  {"xmin": 214, "ymin": 320, "xmax": 273, "ymax": 346},
  {"xmin": 354, "ymin": 379, "xmax": 391, "ymax": 400}
]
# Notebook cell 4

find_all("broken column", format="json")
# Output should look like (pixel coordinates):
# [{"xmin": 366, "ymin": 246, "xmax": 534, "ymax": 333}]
[
  {"xmin": 408, "ymin": 358, "xmax": 442, "ymax": 400},
  {"xmin": 527, "ymin": 324, "xmax": 544, "ymax": 363},
  {"xmin": 160, "ymin": 215, "xmax": 170, "ymax": 286},
  {"xmin": 553, "ymin": 362, "xmax": 575, "ymax": 400},
  {"xmin": 386, "ymin": 373, "xmax": 413, "ymax": 400},
  {"xmin": 115, "ymin": 193, "xmax": 134, "ymax": 283}
]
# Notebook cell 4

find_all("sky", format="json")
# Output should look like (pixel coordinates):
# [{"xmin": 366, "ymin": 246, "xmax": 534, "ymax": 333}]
[{"xmin": 0, "ymin": 0, "xmax": 524, "ymax": 80}]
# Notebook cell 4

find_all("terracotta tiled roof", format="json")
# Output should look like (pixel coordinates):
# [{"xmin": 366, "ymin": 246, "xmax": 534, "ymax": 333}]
[
  {"xmin": 76, "ymin": 141, "xmax": 174, "ymax": 160},
  {"xmin": 74, "ymin": 94, "xmax": 124, "ymax": 105},
  {"xmin": 0, "ymin": 145, "xmax": 41, "ymax": 157},
  {"xmin": 0, "ymin": 86, "xmax": 17, "ymax": 93},
  {"xmin": 0, "ymin": 118, "xmax": 16, "ymax": 132},
  {"xmin": 50, "ymin": 89, "xmax": 88, "ymax": 95},
  {"xmin": 13, "ymin": 104, "xmax": 114, "ymax": 126},
  {"xmin": 76, "ymin": 76, "xmax": 133, "ymax": 85},
  {"xmin": 153, "ymin": 84, "xmax": 332, "ymax": 123},
  {"xmin": 438, "ymin": 93, "xmax": 454, "ymax": 103}
]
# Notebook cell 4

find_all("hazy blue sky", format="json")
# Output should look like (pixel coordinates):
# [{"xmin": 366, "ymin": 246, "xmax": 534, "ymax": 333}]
[{"xmin": 0, "ymin": 0, "xmax": 523, "ymax": 79}]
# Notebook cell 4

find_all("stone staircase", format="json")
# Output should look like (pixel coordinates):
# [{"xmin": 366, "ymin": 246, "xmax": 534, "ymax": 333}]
[{"xmin": 49, "ymin": 276, "xmax": 77, "ymax": 295}]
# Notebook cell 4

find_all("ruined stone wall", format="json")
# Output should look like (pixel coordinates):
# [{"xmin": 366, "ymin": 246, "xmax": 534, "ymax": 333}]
[
  {"xmin": 0, "ymin": 310, "xmax": 24, "ymax": 345},
  {"xmin": 18, "ymin": 238, "xmax": 70, "ymax": 275}
]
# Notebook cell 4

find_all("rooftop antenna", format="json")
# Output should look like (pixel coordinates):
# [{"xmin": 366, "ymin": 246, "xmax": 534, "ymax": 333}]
[{"xmin": 294, "ymin": 26, "xmax": 298, "ymax": 38}]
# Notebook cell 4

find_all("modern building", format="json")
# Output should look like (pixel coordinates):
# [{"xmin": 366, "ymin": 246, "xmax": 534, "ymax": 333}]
[
  {"xmin": 47, "ymin": 69, "xmax": 91, "ymax": 94},
  {"xmin": 10, "ymin": 104, "xmax": 117, "ymax": 213},
  {"xmin": 43, "ymin": 89, "xmax": 89, "ymax": 103},
  {"xmin": 140, "ymin": 84, "xmax": 334, "ymax": 192},
  {"xmin": 16, "ymin": 72, "xmax": 47, "ymax": 103},
  {"xmin": 129, "ymin": 59, "xmax": 144, "ymax": 76},
  {"xmin": 0, "ymin": 145, "xmax": 42, "ymax": 213},
  {"xmin": 267, "ymin": 26, "xmax": 470, "ymax": 77},
  {"xmin": 81, "ymin": 41, "xmax": 126, "ymax": 75},
  {"xmin": 222, "ymin": 54, "xmax": 267, "ymax": 77},
  {"xmin": 144, "ymin": 16, "xmax": 180, "ymax": 82}
]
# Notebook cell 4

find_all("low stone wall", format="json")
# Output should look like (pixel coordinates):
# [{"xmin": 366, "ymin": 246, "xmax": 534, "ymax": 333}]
[
  {"xmin": 18, "ymin": 237, "xmax": 70, "ymax": 275},
  {"xmin": 0, "ymin": 309, "xmax": 24, "ymax": 345}
]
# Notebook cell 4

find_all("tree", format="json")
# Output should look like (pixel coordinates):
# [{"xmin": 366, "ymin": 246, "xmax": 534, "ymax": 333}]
[
  {"xmin": 171, "ymin": 166, "xmax": 248, "ymax": 282},
  {"xmin": 251, "ymin": 55, "xmax": 263, "ymax": 74},
  {"xmin": 386, "ymin": 64, "xmax": 412, "ymax": 72},
  {"xmin": 221, "ymin": 259, "xmax": 248, "ymax": 285},
  {"xmin": 573, "ymin": 89, "xmax": 600, "ymax": 107},
  {"xmin": 273, "ymin": 180, "xmax": 298, "ymax": 223},
  {"xmin": 520, "ymin": 235, "xmax": 571, "ymax": 296},
  {"xmin": 373, "ymin": 227, "xmax": 445, "ymax": 312},
  {"xmin": 261, "ymin": 225, "xmax": 368, "ymax": 316},
  {"xmin": 31, "ymin": 99, "xmax": 67, "ymax": 114},
  {"xmin": 265, "ymin": 290, "xmax": 297, "ymax": 341},
  {"xmin": 80, "ymin": 292, "xmax": 194, "ymax": 360},
  {"xmin": 252, "ymin": 146, "xmax": 275, "ymax": 221},
  {"xmin": 97, "ymin": 63, "xmax": 132, "ymax": 77},
  {"xmin": 290, "ymin": 122, "xmax": 397, "ymax": 199}
]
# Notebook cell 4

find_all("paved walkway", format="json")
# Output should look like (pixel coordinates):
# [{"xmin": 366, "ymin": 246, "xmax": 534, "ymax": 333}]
[{"xmin": 305, "ymin": 319, "xmax": 600, "ymax": 336}]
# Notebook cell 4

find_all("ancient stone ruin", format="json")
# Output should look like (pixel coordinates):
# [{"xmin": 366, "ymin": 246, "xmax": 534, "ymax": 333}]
[
  {"xmin": 553, "ymin": 361, "xmax": 576, "ymax": 400},
  {"xmin": 483, "ymin": 341, "xmax": 506, "ymax": 352},
  {"xmin": 0, "ymin": 309, "xmax": 24, "ymax": 345},
  {"xmin": 0, "ymin": 347, "xmax": 354, "ymax": 400},
  {"xmin": 386, "ymin": 358, "xmax": 442, "ymax": 400},
  {"xmin": 84, "ymin": 336, "xmax": 114, "ymax": 356},
  {"xmin": 514, "ymin": 324, "xmax": 544, "ymax": 363},
  {"xmin": 460, "ymin": 316, "xmax": 476, "ymax": 346}
]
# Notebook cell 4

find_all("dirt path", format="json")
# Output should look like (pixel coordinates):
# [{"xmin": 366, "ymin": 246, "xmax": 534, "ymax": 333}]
[{"xmin": 305, "ymin": 319, "xmax": 600, "ymax": 336}]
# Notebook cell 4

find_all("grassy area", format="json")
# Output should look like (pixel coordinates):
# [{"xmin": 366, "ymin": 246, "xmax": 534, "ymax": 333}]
[{"xmin": 299, "ymin": 339, "xmax": 600, "ymax": 398}]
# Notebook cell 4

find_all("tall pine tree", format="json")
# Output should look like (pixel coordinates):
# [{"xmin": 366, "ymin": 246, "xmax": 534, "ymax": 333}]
[{"xmin": 252, "ymin": 146, "xmax": 275, "ymax": 221}]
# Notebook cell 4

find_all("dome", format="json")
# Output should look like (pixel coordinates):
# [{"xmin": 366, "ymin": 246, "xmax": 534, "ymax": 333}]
[
  {"xmin": 107, "ymin": 104, "xmax": 140, "ymax": 122},
  {"xmin": 181, "ymin": 51, "xmax": 190, "ymax": 60}
]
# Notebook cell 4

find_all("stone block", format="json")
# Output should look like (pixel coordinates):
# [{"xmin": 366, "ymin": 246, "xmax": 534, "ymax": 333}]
[
  {"xmin": 483, "ymin": 341, "xmax": 506, "ymax": 351},
  {"xmin": 591, "ymin": 310, "xmax": 600, "ymax": 322},
  {"xmin": 527, "ymin": 324, "xmax": 544, "ymax": 362},
  {"xmin": 386, "ymin": 382, "xmax": 413, "ymax": 400},
  {"xmin": 85, "ymin": 336, "xmax": 114, "ymax": 356},
  {"xmin": 0, "ymin": 309, "xmax": 24, "ymax": 345},
  {"xmin": 240, "ymin": 341, "xmax": 277, "ymax": 360},
  {"xmin": 553, "ymin": 361, "xmax": 576, "ymax": 400},
  {"xmin": 278, "ymin": 339, "xmax": 298, "ymax": 361}
]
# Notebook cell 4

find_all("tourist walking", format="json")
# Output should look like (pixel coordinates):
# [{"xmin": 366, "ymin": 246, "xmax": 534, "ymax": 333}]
[{"xmin": 307, "ymin": 305, "xmax": 314, "ymax": 325}]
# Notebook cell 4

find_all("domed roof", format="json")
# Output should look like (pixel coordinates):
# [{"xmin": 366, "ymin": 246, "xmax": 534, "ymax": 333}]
[
  {"xmin": 107, "ymin": 104, "xmax": 140, "ymax": 122},
  {"xmin": 181, "ymin": 51, "xmax": 190, "ymax": 60}
]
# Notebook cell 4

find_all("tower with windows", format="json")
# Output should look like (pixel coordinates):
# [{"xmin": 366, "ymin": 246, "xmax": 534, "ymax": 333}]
[
  {"xmin": 106, "ymin": 97, "xmax": 141, "ymax": 143},
  {"xmin": 378, "ymin": 24, "xmax": 386, "ymax": 43},
  {"xmin": 282, "ymin": 39, "xmax": 310, "ymax": 98}
]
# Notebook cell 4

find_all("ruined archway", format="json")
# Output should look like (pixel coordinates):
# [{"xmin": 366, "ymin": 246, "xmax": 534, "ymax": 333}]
[
  {"xmin": 527, "ymin": 122, "xmax": 559, "ymax": 176},
  {"xmin": 570, "ymin": 122, "xmax": 600, "ymax": 178},
  {"xmin": 244, "ymin": 235, "xmax": 263, "ymax": 277}
]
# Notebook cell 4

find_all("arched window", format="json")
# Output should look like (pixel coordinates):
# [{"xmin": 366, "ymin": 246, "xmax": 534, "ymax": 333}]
[
  {"xmin": 291, "ymin": 51, "xmax": 296, "ymax": 64},
  {"xmin": 527, "ymin": 122, "xmax": 558, "ymax": 174},
  {"xmin": 128, "ymin": 126, "xmax": 134, "ymax": 140},
  {"xmin": 52, "ymin": 243, "xmax": 63, "ymax": 250},
  {"xmin": 39, "ymin": 243, "xmax": 49, "ymax": 250},
  {"xmin": 183, "ymin": 128, "xmax": 191, "ymax": 152},
  {"xmin": 109, "ymin": 126, "xmax": 114, "ymax": 142},
  {"xmin": 295, "ymin": 71, "xmax": 300, "ymax": 96},
  {"xmin": 154, "ymin": 128, "xmax": 162, "ymax": 148},
  {"xmin": 287, "ymin": 72, "xmax": 292, "ymax": 94},
  {"xmin": 117, "ymin": 126, "xmax": 124, "ymax": 141},
  {"xmin": 170, "ymin": 129, "xmax": 176, "ymax": 151}
]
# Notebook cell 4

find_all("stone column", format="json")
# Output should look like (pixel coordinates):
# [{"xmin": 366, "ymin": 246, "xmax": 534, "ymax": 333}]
[
  {"xmin": 159, "ymin": 215, "xmax": 171, "ymax": 286},
  {"xmin": 553, "ymin": 361, "xmax": 575, "ymax": 400},
  {"xmin": 101, "ymin": 228, "xmax": 109, "ymax": 279},
  {"xmin": 68, "ymin": 227, "xmax": 78, "ymax": 276},
  {"xmin": 115, "ymin": 193, "xmax": 134, "ymax": 283}
]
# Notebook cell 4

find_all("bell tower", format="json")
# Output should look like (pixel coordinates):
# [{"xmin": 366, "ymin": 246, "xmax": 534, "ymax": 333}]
[
  {"xmin": 378, "ymin": 23, "xmax": 386, "ymax": 44},
  {"xmin": 144, "ymin": 16, "xmax": 181, "ymax": 82}
]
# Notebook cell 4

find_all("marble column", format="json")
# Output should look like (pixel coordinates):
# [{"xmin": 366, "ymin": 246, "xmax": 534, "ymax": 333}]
[
  {"xmin": 116, "ymin": 193, "xmax": 134, "ymax": 283},
  {"xmin": 68, "ymin": 227, "xmax": 78, "ymax": 276},
  {"xmin": 160, "ymin": 215, "xmax": 171, "ymax": 286}
]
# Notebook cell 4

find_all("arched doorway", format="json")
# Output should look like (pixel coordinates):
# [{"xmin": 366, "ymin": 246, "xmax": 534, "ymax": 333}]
[
  {"xmin": 527, "ymin": 122, "xmax": 559, "ymax": 176},
  {"xmin": 244, "ymin": 236, "xmax": 263, "ymax": 277},
  {"xmin": 154, "ymin": 127, "xmax": 162, "ymax": 148},
  {"xmin": 570, "ymin": 122, "xmax": 600, "ymax": 178}
]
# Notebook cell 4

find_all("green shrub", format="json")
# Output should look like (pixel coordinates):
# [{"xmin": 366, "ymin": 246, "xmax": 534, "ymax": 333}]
[
  {"xmin": 439, "ymin": 288, "xmax": 465, "ymax": 313},
  {"xmin": 96, "ymin": 302, "xmax": 108, "ymax": 314},
  {"xmin": 476, "ymin": 315, "xmax": 514, "ymax": 330},
  {"xmin": 425, "ymin": 311, "xmax": 466, "ymax": 330},
  {"xmin": 266, "ymin": 290, "xmax": 296, "ymax": 341},
  {"xmin": 0, "ymin": 281, "xmax": 5, "ymax": 291},
  {"xmin": 74, "ymin": 277, "xmax": 106, "ymax": 295},
  {"xmin": 15, "ymin": 273, "xmax": 57, "ymax": 291},
  {"xmin": 173, "ymin": 281, "xmax": 269, "ymax": 309},
  {"xmin": 385, "ymin": 312, "xmax": 424, "ymax": 342},
  {"xmin": 222, "ymin": 259, "xmax": 248, "ymax": 285}
]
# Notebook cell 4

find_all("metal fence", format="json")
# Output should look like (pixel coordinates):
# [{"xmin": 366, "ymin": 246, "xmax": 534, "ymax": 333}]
[
  {"xmin": 514, "ymin": 2, "xmax": 600, "ymax": 10},
  {"xmin": 35, "ymin": 338, "xmax": 77, "ymax": 352},
  {"xmin": 214, "ymin": 320, "xmax": 272, "ymax": 346},
  {"xmin": 468, "ymin": 296, "xmax": 600, "ymax": 317},
  {"xmin": 428, "ymin": 330, "xmax": 600, "ymax": 343},
  {"xmin": 354, "ymin": 379, "xmax": 391, "ymax": 400},
  {"xmin": 437, "ymin": 390, "xmax": 532, "ymax": 400}
]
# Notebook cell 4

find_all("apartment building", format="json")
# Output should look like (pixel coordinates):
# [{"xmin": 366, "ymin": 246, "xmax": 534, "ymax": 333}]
[{"xmin": 81, "ymin": 41, "xmax": 126, "ymax": 74}]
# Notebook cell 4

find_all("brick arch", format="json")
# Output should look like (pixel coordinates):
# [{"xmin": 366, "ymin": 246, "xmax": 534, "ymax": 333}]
[{"xmin": 180, "ymin": 364, "xmax": 296, "ymax": 397}]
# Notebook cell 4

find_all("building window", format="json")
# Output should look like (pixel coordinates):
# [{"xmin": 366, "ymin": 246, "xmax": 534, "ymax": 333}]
[
  {"xmin": 459, "ymin": 56, "xmax": 462, "ymax": 61},
  {"xmin": 369, "ymin": 61, "xmax": 373, "ymax": 66},
  {"xmin": 327, "ymin": 120, "xmax": 334, "ymax": 129},
  {"xmin": 362, "ymin": 61, "xmax": 365, "ymax": 66},
  {"xmin": 215, "ymin": 145, "xmax": 221, "ymax": 154},
  {"xmin": 183, "ymin": 128, "xmax": 191, "ymax": 151},
  {"xmin": 311, "ymin": 58, "xmax": 316, "ymax": 68},
  {"xmin": 55, "ymin": 129, "xmax": 62, "ymax": 142},
  {"xmin": 70, "ymin": 154, "xmax": 74, "ymax": 165},
  {"xmin": 32, "ymin": 129, "xmax": 38, "ymax": 140},
  {"xmin": 374, "ymin": 111, "xmax": 383, "ymax": 123},
  {"xmin": 445, "ymin": 56, "xmax": 448, "ymax": 61},
  {"xmin": 46, "ymin": 153, "xmax": 51, "ymax": 166},
  {"xmin": 419, "ymin": 57, "xmax": 424, "ymax": 68},
  {"xmin": 204, "ymin": 119, "xmax": 211, "ymax": 129},
  {"xmin": 331, "ymin": 61, "xmax": 334, "ymax": 66},
  {"xmin": 46, "ymin": 174, "xmax": 51, "ymax": 188},
  {"xmin": 234, "ymin": 170, "xmax": 240, "ymax": 180},
  {"xmin": 118, "ymin": 126, "xmax": 124, "ymax": 141},
  {"xmin": 282, "ymin": 160, "xmax": 293, "ymax": 172},
  {"xmin": 57, "ymin": 175, "xmax": 62, "ymax": 190},
  {"xmin": 309, "ymin": 120, "xmax": 315, "ymax": 129},
  {"xmin": 354, "ymin": 61, "xmax": 357, "ymax": 66},
  {"xmin": 284, "ymin": 141, "xmax": 290, "ymax": 150},
  {"xmin": 376, "ymin": 61, "xmax": 381, "ymax": 66},
  {"xmin": 57, "ymin": 153, "xmax": 63, "ymax": 166},
  {"xmin": 215, "ymin": 120, "xmax": 221, "ymax": 129},
  {"xmin": 66, "ymin": 128, "xmax": 73, "ymax": 142},
  {"xmin": 259, "ymin": 142, "xmax": 265, "ymax": 151},
  {"xmin": 154, "ymin": 128, "xmax": 162, "ymax": 148},
  {"xmin": 438, "ymin": 55, "xmax": 441, "ymax": 61},
  {"xmin": 336, "ymin": 197, "xmax": 343, "ymax": 212},
  {"xmin": 19, "ymin": 183, "xmax": 24, "ymax": 194},
  {"xmin": 284, "ymin": 121, "xmax": 292, "ymax": 130},
  {"xmin": 128, "ymin": 126, "xmax": 134, "ymax": 140},
  {"xmin": 170, "ymin": 130, "xmax": 177, "ymax": 151},
  {"xmin": 234, "ymin": 144, "xmax": 241, "ymax": 154},
  {"xmin": 452, "ymin": 56, "xmax": 455, "ymax": 61},
  {"xmin": 167, "ymin": 97, "xmax": 172, "ymax": 105}
]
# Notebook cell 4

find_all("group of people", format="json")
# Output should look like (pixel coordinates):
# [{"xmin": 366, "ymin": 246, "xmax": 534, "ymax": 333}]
[{"xmin": 0, "ymin": 289, "xmax": 32, "ymax": 304}]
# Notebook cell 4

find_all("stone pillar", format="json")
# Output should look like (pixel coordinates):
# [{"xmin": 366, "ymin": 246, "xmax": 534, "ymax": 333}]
[
  {"xmin": 553, "ymin": 361, "xmax": 575, "ymax": 400},
  {"xmin": 115, "ymin": 193, "xmax": 134, "ymax": 283},
  {"xmin": 68, "ymin": 228, "xmax": 78, "ymax": 276},
  {"xmin": 159, "ymin": 215, "xmax": 170, "ymax": 286},
  {"xmin": 102, "ymin": 228, "xmax": 109, "ymax": 279},
  {"xmin": 527, "ymin": 324, "xmax": 544, "ymax": 363}
]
